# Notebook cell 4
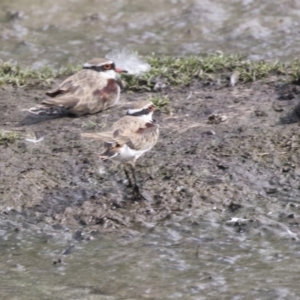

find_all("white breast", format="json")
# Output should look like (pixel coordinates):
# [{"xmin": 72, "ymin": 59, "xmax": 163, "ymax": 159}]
[
  {"xmin": 101, "ymin": 69, "xmax": 119, "ymax": 80},
  {"xmin": 112, "ymin": 144, "xmax": 152, "ymax": 162},
  {"xmin": 114, "ymin": 85, "xmax": 121, "ymax": 106}
]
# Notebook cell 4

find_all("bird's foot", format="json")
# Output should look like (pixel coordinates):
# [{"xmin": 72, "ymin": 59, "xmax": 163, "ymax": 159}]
[
  {"xmin": 126, "ymin": 181, "xmax": 133, "ymax": 188},
  {"xmin": 132, "ymin": 184, "xmax": 146, "ymax": 201}
]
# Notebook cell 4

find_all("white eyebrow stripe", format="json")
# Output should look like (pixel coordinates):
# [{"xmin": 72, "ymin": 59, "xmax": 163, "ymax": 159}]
[
  {"xmin": 127, "ymin": 108, "xmax": 148, "ymax": 114},
  {"xmin": 83, "ymin": 63, "xmax": 93, "ymax": 67},
  {"xmin": 83, "ymin": 61, "xmax": 113, "ymax": 68}
]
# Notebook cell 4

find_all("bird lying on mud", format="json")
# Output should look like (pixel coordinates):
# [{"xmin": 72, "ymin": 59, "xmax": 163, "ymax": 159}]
[
  {"xmin": 20, "ymin": 58, "xmax": 127, "ymax": 125},
  {"xmin": 81, "ymin": 100, "xmax": 159, "ymax": 198}
]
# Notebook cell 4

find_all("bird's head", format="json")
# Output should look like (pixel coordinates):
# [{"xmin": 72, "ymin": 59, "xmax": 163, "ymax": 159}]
[{"xmin": 83, "ymin": 58, "xmax": 127, "ymax": 79}]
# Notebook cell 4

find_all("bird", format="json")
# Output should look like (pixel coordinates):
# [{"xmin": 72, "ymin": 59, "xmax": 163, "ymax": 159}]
[
  {"xmin": 81, "ymin": 100, "xmax": 159, "ymax": 198},
  {"xmin": 20, "ymin": 58, "xmax": 127, "ymax": 125}
]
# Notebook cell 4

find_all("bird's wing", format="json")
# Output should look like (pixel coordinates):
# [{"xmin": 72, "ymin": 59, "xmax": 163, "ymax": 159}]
[
  {"xmin": 41, "ymin": 70, "xmax": 116, "ymax": 116},
  {"xmin": 111, "ymin": 116, "xmax": 159, "ymax": 151},
  {"xmin": 82, "ymin": 116, "xmax": 159, "ymax": 161},
  {"xmin": 45, "ymin": 69, "xmax": 103, "ymax": 96},
  {"xmin": 81, "ymin": 131, "xmax": 116, "ymax": 143}
]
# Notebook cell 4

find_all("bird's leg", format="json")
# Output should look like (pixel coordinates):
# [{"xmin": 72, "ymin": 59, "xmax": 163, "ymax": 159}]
[
  {"xmin": 123, "ymin": 163, "xmax": 133, "ymax": 187},
  {"xmin": 128, "ymin": 161, "xmax": 145, "ymax": 200},
  {"xmin": 128, "ymin": 161, "xmax": 138, "ymax": 187}
]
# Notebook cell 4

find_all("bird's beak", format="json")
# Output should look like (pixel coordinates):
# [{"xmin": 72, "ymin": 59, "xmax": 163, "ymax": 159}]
[{"xmin": 115, "ymin": 67, "xmax": 128, "ymax": 73}]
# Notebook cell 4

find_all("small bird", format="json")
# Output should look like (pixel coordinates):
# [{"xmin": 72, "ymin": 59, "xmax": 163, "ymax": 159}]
[
  {"xmin": 81, "ymin": 100, "xmax": 159, "ymax": 197},
  {"xmin": 20, "ymin": 58, "xmax": 127, "ymax": 124}
]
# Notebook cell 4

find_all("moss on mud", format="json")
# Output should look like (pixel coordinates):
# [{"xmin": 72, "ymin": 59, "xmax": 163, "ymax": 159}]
[
  {"xmin": 0, "ymin": 60, "xmax": 81, "ymax": 86},
  {"xmin": 0, "ymin": 131, "xmax": 21, "ymax": 145},
  {"xmin": 1, "ymin": 53, "xmax": 300, "ymax": 89}
]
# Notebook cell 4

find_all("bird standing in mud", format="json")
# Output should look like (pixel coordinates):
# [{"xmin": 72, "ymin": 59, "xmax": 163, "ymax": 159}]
[
  {"xmin": 20, "ymin": 58, "xmax": 127, "ymax": 124},
  {"xmin": 81, "ymin": 100, "xmax": 159, "ymax": 198}
]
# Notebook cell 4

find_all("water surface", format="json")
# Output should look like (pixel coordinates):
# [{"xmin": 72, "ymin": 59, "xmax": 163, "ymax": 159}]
[
  {"xmin": 2, "ymin": 215, "xmax": 300, "ymax": 299},
  {"xmin": 0, "ymin": 0, "xmax": 299, "ymax": 67}
]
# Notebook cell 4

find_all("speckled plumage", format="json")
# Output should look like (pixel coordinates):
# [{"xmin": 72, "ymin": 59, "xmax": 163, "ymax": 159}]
[
  {"xmin": 21, "ymin": 58, "xmax": 124, "ymax": 122},
  {"xmin": 82, "ymin": 100, "xmax": 159, "ymax": 197},
  {"xmin": 41, "ymin": 69, "xmax": 120, "ymax": 116},
  {"xmin": 82, "ymin": 101, "xmax": 159, "ymax": 163}
]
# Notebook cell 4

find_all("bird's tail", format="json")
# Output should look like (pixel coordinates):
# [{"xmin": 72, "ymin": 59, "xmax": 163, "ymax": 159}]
[
  {"xmin": 19, "ymin": 106, "xmax": 71, "ymax": 125},
  {"xmin": 81, "ymin": 132, "xmax": 114, "ymax": 141},
  {"xmin": 81, "ymin": 132, "xmax": 120, "ymax": 160},
  {"xmin": 99, "ymin": 147, "xmax": 119, "ymax": 160}
]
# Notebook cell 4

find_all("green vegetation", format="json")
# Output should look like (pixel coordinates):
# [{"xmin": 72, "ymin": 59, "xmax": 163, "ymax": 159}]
[
  {"xmin": 0, "ymin": 61, "xmax": 81, "ymax": 86},
  {"xmin": 289, "ymin": 58, "xmax": 300, "ymax": 84},
  {"xmin": 0, "ymin": 131, "xmax": 21, "ymax": 145},
  {"xmin": 81, "ymin": 118, "xmax": 108, "ymax": 130},
  {"xmin": 123, "ymin": 54, "xmax": 289, "ymax": 90},
  {"xmin": 1, "ymin": 54, "xmax": 300, "ymax": 89},
  {"xmin": 149, "ymin": 95, "xmax": 172, "ymax": 114}
]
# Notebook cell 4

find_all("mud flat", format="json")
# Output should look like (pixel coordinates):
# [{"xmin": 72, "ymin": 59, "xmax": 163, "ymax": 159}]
[{"xmin": 1, "ymin": 55, "xmax": 300, "ymax": 239}]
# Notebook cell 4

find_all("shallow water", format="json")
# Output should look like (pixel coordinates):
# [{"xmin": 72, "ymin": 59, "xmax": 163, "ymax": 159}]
[
  {"xmin": 1, "ymin": 215, "xmax": 300, "ymax": 299},
  {"xmin": 0, "ymin": 0, "xmax": 300, "ymax": 68}
]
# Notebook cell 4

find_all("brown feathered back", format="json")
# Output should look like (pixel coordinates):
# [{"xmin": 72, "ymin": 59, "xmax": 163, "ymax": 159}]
[
  {"xmin": 42, "ymin": 69, "xmax": 120, "ymax": 116},
  {"xmin": 82, "ymin": 115, "xmax": 159, "ymax": 151}
]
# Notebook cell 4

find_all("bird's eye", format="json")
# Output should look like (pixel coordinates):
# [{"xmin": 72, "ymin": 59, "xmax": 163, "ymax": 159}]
[
  {"xmin": 148, "ymin": 105, "xmax": 155, "ymax": 111},
  {"xmin": 103, "ymin": 64, "xmax": 111, "ymax": 70}
]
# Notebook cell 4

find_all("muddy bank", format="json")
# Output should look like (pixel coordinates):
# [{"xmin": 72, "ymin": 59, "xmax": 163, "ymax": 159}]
[{"xmin": 1, "ymin": 79, "xmax": 300, "ymax": 237}]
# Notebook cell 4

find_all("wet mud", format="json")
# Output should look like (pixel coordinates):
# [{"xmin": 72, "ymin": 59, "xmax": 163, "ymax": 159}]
[{"xmin": 1, "ymin": 79, "xmax": 300, "ymax": 238}]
